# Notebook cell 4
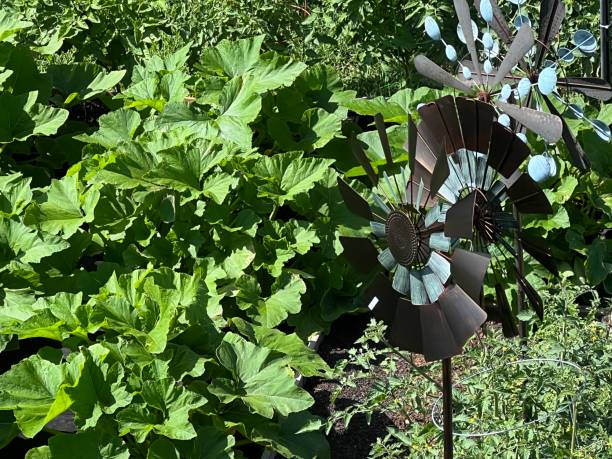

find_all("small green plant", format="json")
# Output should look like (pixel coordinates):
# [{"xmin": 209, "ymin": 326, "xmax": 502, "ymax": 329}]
[{"xmin": 326, "ymin": 283, "xmax": 611, "ymax": 457}]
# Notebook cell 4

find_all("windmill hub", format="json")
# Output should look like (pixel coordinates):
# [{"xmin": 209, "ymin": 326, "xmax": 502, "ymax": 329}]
[{"xmin": 385, "ymin": 210, "xmax": 420, "ymax": 267}]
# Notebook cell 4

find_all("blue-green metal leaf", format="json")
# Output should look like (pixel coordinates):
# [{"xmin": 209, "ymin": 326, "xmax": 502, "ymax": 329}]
[
  {"xmin": 537, "ymin": 67, "xmax": 557, "ymax": 95},
  {"xmin": 410, "ymin": 271, "xmax": 428, "ymax": 305},
  {"xmin": 372, "ymin": 192, "xmax": 391, "ymax": 215},
  {"xmin": 425, "ymin": 16, "xmax": 441, "ymax": 41},
  {"xmin": 573, "ymin": 30, "xmax": 597, "ymax": 54},
  {"xmin": 591, "ymin": 119, "xmax": 611, "ymax": 142},
  {"xmin": 393, "ymin": 265, "xmax": 410, "ymax": 295},
  {"xmin": 428, "ymin": 250, "xmax": 451, "ymax": 282},
  {"xmin": 422, "ymin": 267, "xmax": 444, "ymax": 303},
  {"xmin": 370, "ymin": 221, "xmax": 386, "ymax": 237},
  {"xmin": 429, "ymin": 232, "xmax": 452, "ymax": 252},
  {"xmin": 378, "ymin": 248, "xmax": 397, "ymax": 270}
]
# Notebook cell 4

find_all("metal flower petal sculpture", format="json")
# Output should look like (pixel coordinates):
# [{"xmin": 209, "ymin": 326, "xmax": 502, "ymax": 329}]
[{"xmin": 417, "ymin": 0, "xmax": 611, "ymax": 173}]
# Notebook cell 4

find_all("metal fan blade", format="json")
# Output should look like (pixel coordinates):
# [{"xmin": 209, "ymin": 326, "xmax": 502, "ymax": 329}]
[
  {"xmin": 535, "ymin": 0, "xmax": 565, "ymax": 68},
  {"xmin": 436, "ymin": 95, "xmax": 464, "ymax": 152},
  {"xmin": 414, "ymin": 55, "xmax": 473, "ymax": 93},
  {"xmin": 374, "ymin": 113, "xmax": 394, "ymax": 165},
  {"xmin": 444, "ymin": 191, "xmax": 477, "ymax": 239},
  {"xmin": 430, "ymin": 151, "xmax": 450, "ymax": 198},
  {"xmin": 439, "ymin": 284, "xmax": 487, "ymax": 347},
  {"xmin": 363, "ymin": 273, "xmax": 400, "ymax": 324},
  {"xmin": 407, "ymin": 161, "xmax": 435, "ymax": 208},
  {"xmin": 407, "ymin": 116, "xmax": 417, "ymax": 171},
  {"xmin": 350, "ymin": 134, "xmax": 379, "ymax": 185},
  {"xmin": 450, "ymin": 248, "xmax": 490, "ymax": 303},
  {"xmin": 506, "ymin": 174, "xmax": 553, "ymax": 214},
  {"xmin": 490, "ymin": 25, "xmax": 535, "ymax": 89},
  {"xmin": 541, "ymin": 95, "xmax": 590, "ymax": 170},
  {"xmin": 420, "ymin": 303, "xmax": 462, "ymax": 361},
  {"xmin": 494, "ymin": 283, "xmax": 519, "ymax": 337},
  {"xmin": 410, "ymin": 271, "xmax": 428, "ymax": 305},
  {"xmin": 339, "ymin": 236, "xmax": 379, "ymax": 273},
  {"xmin": 495, "ymin": 100, "xmax": 562, "ymax": 143},
  {"xmin": 515, "ymin": 272, "xmax": 544, "ymax": 320},
  {"xmin": 488, "ymin": 122, "xmax": 531, "ymax": 178},
  {"xmin": 337, "ymin": 177, "xmax": 373, "ymax": 220},
  {"xmin": 454, "ymin": 0, "xmax": 482, "ymax": 84},
  {"xmin": 519, "ymin": 232, "xmax": 559, "ymax": 276},
  {"xmin": 456, "ymin": 97, "xmax": 496, "ymax": 155},
  {"xmin": 557, "ymin": 77, "xmax": 612, "ymax": 101},
  {"xmin": 390, "ymin": 298, "xmax": 423, "ymax": 355}
]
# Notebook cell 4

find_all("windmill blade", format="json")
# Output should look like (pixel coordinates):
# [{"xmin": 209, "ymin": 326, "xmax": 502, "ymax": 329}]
[
  {"xmin": 339, "ymin": 236, "xmax": 379, "ymax": 273},
  {"xmin": 363, "ymin": 273, "xmax": 400, "ymax": 324},
  {"xmin": 557, "ymin": 77, "xmax": 612, "ymax": 101},
  {"xmin": 450, "ymin": 248, "xmax": 490, "ymax": 303},
  {"xmin": 439, "ymin": 284, "xmax": 487, "ymax": 347},
  {"xmin": 350, "ymin": 134, "xmax": 379, "ymax": 185},
  {"xmin": 456, "ymin": 97, "xmax": 496, "ymax": 155},
  {"xmin": 506, "ymin": 173, "xmax": 553, "ymax": 214},
  {"xmin": 337, "ymin": 177, "xmax": 373, "ymax": 220},
  {"xmin": 490, "ymin": 25, "xmax": 535, "ymax": 89},
  {"xmin": 420, "ymin": 303, "xmax": 463, "ymax": 361},
  {"xmin": 495, "ymin": 100, "xmax": 562, "ymax": 143},
  {"xmin": 390, "ymin": 298, "xmax": 423, "ymax": 355},
  {"xmin": 494, "ymin": 283, "xmax": 519, "ymax": 337},
  {"xmin": 535, "ymin": 0, "xmax": 565, "ymax": 68},
  {"xmin": 519, "ymin": 233, "xmax": 559, "ymax": 276},
  {"xmin": 407, "ymin": 116, "xmax": 417, "ymax": 172},
  {"xmin": 435, "ymin": 95, "xmax": 464, "ymax": 153},
  {"xmin": 407, "ymin": 161, "xmax": 437, "ymax": 208},
  {"xmin": 541, "ymin": 95, "xmax": 590, "ymax": 170},
  {"xmin": 488, "ymin": 122, "xmax": 531, "ymax": 178},
  {"xmin": 444, "ymin": 191, "xmax": 477, "ymax": 239},
  {"xmin": 454, "ymin": 0, "xmax": 482, "ymax": 84},
  {"xmin": 414, "ymin": 55, "xmax": 473, "ymax": 93},
  {"xmin": 430, "ymin": 151, "xmax": 451, "ymax": 198},
  {"xmin": 374, "ymin": 113, "xmax": 394, "ymax": 165}
]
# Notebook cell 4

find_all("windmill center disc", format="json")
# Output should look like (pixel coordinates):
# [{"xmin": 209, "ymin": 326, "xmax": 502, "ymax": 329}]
[{"xmin": 385, "ymin": 211, "xmax": 420, "ymax": 267}]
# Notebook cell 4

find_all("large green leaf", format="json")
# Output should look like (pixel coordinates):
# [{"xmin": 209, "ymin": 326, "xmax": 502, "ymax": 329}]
[
  {"xmin": 65, "ymin": 345, "xmax": 132, "ymax": 429},
  {"xmin": 0, "ymin": 92, "xmax": 68, "ymax": 144},
  {"xmin": 0, "ymin": 11, "xmax": 32, "ymax": 42},
  {"xmin": 117, "ymin": 379, "xmax": 206, "ymax": 442},
  {"xmin": 25, "ymin": 174, "xmax": 99, "ymax": 237},
  {"xmin": 42, "ymin": 430, "xmax": 129, "ymax": 459},
  {"xmin": 0, "ymin": 173, "xmax": 32, "ymax": 217},
  {"xmin": 252, "ymin": 152, "xmax": 334, "ymax": 205},
  {"xmin": 0, "ymin": 219, "xmax": 69, "ymax": 268},
  {"xmin": 47, "ymin": 63, "xmax": 125, "ymax": 105},
  {"xmin": 76, "ymin": 109, "xmax": 141, "ymax": 149},
  {"xmin": 248, "ymin": 273, "xmax": 306, "ymax": 328},
  {"xmin": 209, "ymin": 333, "xmax": 313, "ymax": 418},
  {"xmin": 232, "ymin": 318, "xmax": 329, "ymax": 377},
  {"xmin": 0, "ymin": 355, "xmax": 82, "ymax": 437},
  {"xmin": 201, "ymin": 35, "xmax": 265, "ymax": 78}
]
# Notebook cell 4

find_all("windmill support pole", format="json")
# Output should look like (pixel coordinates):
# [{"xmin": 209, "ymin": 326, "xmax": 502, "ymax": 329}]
[
  {"xmin": 513, "ymin": 205, "xmax": 527, "ymax": 340},
  {"xmin": 602, "ymin": 0, "xmax": 611, "ymax": 84},
  {"xmin": 442, "ymin": 358, "xmax": 453, "ymax": 459}
]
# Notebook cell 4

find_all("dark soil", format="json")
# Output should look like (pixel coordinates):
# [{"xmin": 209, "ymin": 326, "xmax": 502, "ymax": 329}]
[{"xmin": 304, "ymin": 313, "xmax": 414, "ymax": 459}]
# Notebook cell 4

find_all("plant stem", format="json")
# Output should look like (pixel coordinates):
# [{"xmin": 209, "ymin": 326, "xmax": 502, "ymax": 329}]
[{"xmin": 381, "ymin": 338, "xmax": 442, "ymax": 390}]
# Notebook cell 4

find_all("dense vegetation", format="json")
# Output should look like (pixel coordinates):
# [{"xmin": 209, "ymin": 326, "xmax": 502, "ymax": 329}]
[{"xmin": 0, "ymin": 1, "xmax": 609, "ymax": 458}]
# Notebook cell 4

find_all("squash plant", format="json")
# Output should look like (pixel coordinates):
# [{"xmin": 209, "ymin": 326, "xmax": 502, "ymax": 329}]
[{"xmin": 0, "ymin": 22, "xmax": 366, "ymax": 458}]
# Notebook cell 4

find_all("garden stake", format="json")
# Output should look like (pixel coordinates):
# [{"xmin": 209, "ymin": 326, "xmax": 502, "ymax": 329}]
[{"xmin": 442, "ymin": 357, "xmax": 454, "ymax": 459}]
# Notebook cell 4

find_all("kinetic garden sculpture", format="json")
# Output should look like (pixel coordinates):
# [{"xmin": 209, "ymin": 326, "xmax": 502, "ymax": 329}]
[
  {"xmin": 335, "ymin": 1, "xmax": 611, "ymax": 455},
  {"xmin": 338, "ymin": 93, "xmax": 558, "ymax": 457}
]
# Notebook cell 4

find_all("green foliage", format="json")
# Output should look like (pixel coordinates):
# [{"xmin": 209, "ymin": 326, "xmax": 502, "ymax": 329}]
[{"xmin": 0, "ymin": 29, "xmax": 359, "ymax": 458}]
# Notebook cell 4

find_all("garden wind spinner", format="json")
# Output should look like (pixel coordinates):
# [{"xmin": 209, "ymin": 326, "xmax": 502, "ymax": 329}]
[
  {"xmin": 338, "ymin": 113, "xmax": 490, "ymax": 363},
  {"xmin": 417, "ymin": 0, "xmax": 612, "ymax": 173}
]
